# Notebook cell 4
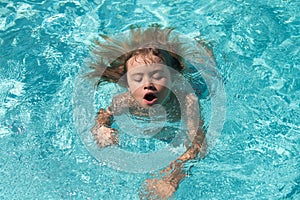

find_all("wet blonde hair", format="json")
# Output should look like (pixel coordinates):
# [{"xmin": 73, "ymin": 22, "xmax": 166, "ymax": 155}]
[{"xmin": 86, "ymin": 24, "xmax": 190, "ymax": 87}]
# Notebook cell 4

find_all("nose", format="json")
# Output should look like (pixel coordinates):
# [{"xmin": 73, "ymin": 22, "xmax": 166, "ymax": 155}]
[{"xmin": 144, "ymin": 83, "xmax": 156, "ymax": 91}]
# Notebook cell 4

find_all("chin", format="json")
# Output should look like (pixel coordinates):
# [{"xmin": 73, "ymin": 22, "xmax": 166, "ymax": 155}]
[{"xmin": 139, "ymin": 103, "xmax": 153, "ymax": 108}]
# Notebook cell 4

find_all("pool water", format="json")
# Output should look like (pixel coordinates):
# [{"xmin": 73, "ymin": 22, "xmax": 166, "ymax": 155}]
[{"xmin": 0, "ymin": 0, "xmax": 299, "ymax": 199}]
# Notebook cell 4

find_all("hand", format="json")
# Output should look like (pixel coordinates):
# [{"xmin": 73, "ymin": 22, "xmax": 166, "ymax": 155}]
[
  {"xmin": 91, "ymin": 123, "xmax": 118, "ymax": 147},
  {"xmin": 140, "ymin": 178, "xmax": 177, "ymax": 200}
]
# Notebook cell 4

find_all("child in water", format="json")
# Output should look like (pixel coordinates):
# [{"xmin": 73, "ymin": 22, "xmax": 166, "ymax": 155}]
[{"xmin": 86, "ymin": 25, "xmax": 214, "ymax": 199}]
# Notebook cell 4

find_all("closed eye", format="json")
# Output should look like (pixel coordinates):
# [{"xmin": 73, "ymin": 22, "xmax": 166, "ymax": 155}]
[
  {"xmin": 131, "ymin": 74, "xmax": 143, "ymax": 82},
  {"xmin": 152, "ymin": 72, "xmax": 165, "ymax": 80}
]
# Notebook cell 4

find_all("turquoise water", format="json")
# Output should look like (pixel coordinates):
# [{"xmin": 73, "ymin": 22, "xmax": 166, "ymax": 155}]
[{"xmin": 0, "ymin": 0, "xmax": 299, "ymax": 199}]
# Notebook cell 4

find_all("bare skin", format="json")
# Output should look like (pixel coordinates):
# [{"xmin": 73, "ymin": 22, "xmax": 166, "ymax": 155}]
[
  {"xmin": 91, "ymin": 53, "xmax": 207, "ymax": 199},
  {"xmin": 91, "ymin": 93, "xmax": 206, "ymax": 199}
]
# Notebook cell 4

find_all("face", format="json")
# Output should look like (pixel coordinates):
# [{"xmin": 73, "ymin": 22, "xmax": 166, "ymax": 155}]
[{"xmin": 126, "ymin": 55, "xmax": 172, "ymax": 108}]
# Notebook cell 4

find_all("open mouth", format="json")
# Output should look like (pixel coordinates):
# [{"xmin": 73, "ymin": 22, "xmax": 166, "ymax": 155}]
[{"xmin": 143, "ymin": 93, "xmax": 158, "ymax": 105}]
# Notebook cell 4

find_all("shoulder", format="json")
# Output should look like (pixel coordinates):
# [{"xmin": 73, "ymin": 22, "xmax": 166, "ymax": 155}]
[
  {"xmin": 180, "ymin": 92, "xmax": 200, "ymax": 117},
  {"xmin": 112, "ymin": 92, "xmax": 131, "ymax": 102},
  {"xmin": 173, "ymin": 89, "xmax": 198, "ymax": 106},
  {"xmin": 109, "ymin": 92, "xmax": 131, "ymax": 115}
]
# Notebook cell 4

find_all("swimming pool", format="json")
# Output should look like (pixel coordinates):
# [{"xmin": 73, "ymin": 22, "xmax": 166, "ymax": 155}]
[{"xmin": 0, "ymin": 0, "xmax": 299, "ymax": 199}]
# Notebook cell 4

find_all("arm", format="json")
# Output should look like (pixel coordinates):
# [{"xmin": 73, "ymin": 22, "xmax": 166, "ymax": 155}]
[
  {"xmin": 91, "ymin": 92, "xmax": 130, "ymax": 147},
  {"xmin": 160, "ymin": 124, "xmax": 206, "ymax": 185},
  {"xmin": 143, "ymin": 93, "xmax": 207, "ymax": 199},
  {"xmin": 91, "ymin": 107, "xmax": 119, "ymax": 147},
  {"xmin": 163, "ymin": 93, "xmax": 207, "ymax": 180},
  {"xmin": 142, "ymin": 127, "xmax": 206, "ymax": 199}
]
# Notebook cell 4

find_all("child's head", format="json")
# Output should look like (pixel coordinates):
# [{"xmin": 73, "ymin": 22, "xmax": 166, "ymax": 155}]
[
  {"xmin": 87, "ymin": 25, "xmax": 189, "ymax": 107},
  {"xmin": 125, "ymin": 48, "xmax": 177, "ymax": 108}
]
